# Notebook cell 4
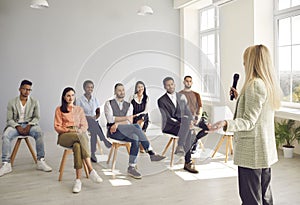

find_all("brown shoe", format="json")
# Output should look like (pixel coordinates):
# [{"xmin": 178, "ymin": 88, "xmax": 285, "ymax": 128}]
[{"xmin": 184, "ymin": 162, "xmax": 199, "ymax": 174}]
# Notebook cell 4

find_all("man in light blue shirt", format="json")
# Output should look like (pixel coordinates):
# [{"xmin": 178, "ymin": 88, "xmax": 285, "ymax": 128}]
[{"xmin": 77, "ymin": 80, "xmax": 111, "ymax": 162}]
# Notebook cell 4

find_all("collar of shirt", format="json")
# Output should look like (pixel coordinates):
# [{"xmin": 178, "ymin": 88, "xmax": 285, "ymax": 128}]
[
  {"xmin": 167, "ymin": 92, "xmax": 177, "ymax": 107},
  {"xmin": 115, "ymin": 98, "xmax": 124, "ymax": 110}
]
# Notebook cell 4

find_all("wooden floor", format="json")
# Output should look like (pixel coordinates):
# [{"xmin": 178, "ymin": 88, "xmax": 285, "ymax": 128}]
[{"xmin": 0, "ymin": 129, "xmax": 299, "ymax": 205}]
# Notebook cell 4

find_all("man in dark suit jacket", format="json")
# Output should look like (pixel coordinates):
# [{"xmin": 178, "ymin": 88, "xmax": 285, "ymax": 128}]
[{"xmin": 157, "ymin": 77, "xmax": 198, "ymax": 173}]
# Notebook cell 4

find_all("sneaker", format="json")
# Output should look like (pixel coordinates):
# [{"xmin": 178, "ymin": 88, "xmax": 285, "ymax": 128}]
[
  {"xmin": 0, "ymin": 162, "xmax": 12, "ymax": 177},
  {"xmin": 174, "ymin": 146, "xmax": 185, "ymax": 156},
  {"xmin": 37, "ymin": 158, "xmax": 52, "ymax": 172},
  {"xmin": 72, "ymin": 179, "xmax": 82, "ymax": 193},
  {"xmin": 89, "ymin": 169, "xmax": 103, "ymax": 183},
  {"xmin": 127, "ymin": 166, "xmax": 142, "ymax": 179},
  {"xmin": 150, "ymin": 154, "xmax": 166, "ymax": 162},
  {"xmin": 184, "ymin": 162, "xmax": 199, "ymax": 174}
]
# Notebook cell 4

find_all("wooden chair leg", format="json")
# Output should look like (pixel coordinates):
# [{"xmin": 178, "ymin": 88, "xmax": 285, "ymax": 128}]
[
  {"xmin": 162, "ymin": 138, "xmax": 173, "ymax": 156},
  {"xmin": 225, "ymin": 136, "xmax": 230, "ymax": 163},
  {"xmin": 107, "ymin": 143, "xmax": 115, "ymax": 164},
  {"xmin": 170, "ymin": 138, "xmax": 177, "ymax": 167},
  {"xmin": 111, "ymin": 145, "xmax": 119, "ymax": 171},
  {"xmin": 24, "ymin": 138, "xmax": 37, "ymax": 163},
  {"xmin": 229, "ymin": 136, "xmax": 233, "ymax": 155},
  {"xmin": 58, "ymin": 149, "xmax": 70, "ymax": 181},
  {"xmin": 82, "ymin": 160, "xmax": 89, "ymax": 178},
  {"xmin": 211, "ymin": 135, "xmax": 225, "ymax": 158},
  {"xmin": 10, "ymin": 138, "xmax": 22, "ymax": 166}
]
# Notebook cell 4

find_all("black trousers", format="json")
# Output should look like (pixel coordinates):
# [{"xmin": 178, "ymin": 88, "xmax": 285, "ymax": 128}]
[
  {"xmin": 184, "ymin": 129, "xmax": 207, "ymax": 163},
  {"xmin": 238, "ymin": 166, "xmax": 273, "ymax": 205}
]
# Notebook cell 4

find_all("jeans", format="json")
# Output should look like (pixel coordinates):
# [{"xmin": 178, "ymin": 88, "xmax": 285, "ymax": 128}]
[
  {"xmin": 109, "ymin": 124, "xmax": 150, "ymax": 165},
  {"xmin": 2, "ymin": 123, "xmax": 45, "ymax": 162}
]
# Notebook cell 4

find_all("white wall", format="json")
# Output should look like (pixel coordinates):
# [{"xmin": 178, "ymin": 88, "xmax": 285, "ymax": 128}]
[
  {"xmin": 200, "ymin": 0, "xmax": 273, "ymax": 112},
  {"xmin": 0, "ymin": 0, "xmax": 180, "ymax": 131},
  {"xmin": 218, "ymin": 0, "xmax": 254, "ymax": 111}
]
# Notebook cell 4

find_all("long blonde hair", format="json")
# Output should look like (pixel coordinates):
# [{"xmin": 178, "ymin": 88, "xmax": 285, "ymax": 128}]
[{"xmin": 240, "ymin": 44, "xmax": 282, "ymax": 110}]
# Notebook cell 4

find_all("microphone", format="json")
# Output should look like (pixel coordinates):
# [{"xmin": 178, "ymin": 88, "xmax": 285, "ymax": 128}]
[{"xmin": 230, "ymin": 73, "xmax": 239, "ymax": 101}]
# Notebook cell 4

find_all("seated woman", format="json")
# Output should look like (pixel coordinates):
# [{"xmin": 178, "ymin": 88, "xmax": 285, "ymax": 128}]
[
  {"xmin": 129, "ymin": 81, "xmax": 150, "ymax": 152},
  {"xmin": 54, "ymin": 87, "xmax": 102, "ymax": 193}
]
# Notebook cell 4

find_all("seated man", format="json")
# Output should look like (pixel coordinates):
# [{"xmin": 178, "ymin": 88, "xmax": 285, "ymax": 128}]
[
  {"xmin": 179, "ymin": 75, "xmax": 205, "ymax": 153},
  {"xmin": 0, "ymin": 80, "xmax": 52, "ymax": 177},
  {"xmin": 77, "ymin": 80, "xmax": 112, "ymax": 162},
  {"xmin": 104, "ymin": 83, "xmax": 165, "ymax": 179},
  {"xmin": 157, "ymin": 77, "xmax": 208, "ymax": 174}
]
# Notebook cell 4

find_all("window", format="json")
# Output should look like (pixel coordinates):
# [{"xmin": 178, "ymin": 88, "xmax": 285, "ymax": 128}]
[
  {"xmin": 275, "ymin": 1, "xmax": 300, "ymax": 105},
  {"xmin": 199, "ymin": 7, "xmax": 220, "ymax": 100}
]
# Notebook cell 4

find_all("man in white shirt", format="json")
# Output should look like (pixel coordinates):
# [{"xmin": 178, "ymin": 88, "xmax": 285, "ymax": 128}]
[
  {"xmin": 104, "ymin": 83, "xmax": 165, "ymax": 179},
  {"xmin": 157, "ymin": 77, "xmax": 199, "ymax": 173},
  {"xmin": 0, "ymin": 80, "xmax": 52, "ymax": 177}
]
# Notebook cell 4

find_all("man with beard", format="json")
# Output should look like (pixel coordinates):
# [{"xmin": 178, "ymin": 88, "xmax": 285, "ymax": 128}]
[{"xmin": 104, "ymin": 83, "xmax": 165, "ymax": 179}]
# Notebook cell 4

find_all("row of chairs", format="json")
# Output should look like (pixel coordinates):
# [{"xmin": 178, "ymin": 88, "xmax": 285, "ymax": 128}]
[{"xmin": 11, "ymin": 131, "xmax": 233, "ymax": 181}]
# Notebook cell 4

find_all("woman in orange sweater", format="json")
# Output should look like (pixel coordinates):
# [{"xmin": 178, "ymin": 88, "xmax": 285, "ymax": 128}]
[{"xmin": 54, "ymin": 87, "xmax": 102, "ymax": 193}]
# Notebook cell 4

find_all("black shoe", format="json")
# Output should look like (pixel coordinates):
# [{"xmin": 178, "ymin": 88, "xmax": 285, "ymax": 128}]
[
  {"xmin": 91, "ymin": 154, "xmax": 97, "ymax": 163},
  {"xmin": 184, "ymin": 162, "xmax": 199, "ymax": 174}
]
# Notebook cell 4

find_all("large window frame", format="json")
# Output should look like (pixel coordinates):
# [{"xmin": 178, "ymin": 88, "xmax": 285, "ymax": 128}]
[
  {"xmin": 274, "ymin": 1, "xmax": 300, "ymax": 108},
  {"xmin": 199, "ymin": 6, "xmax": 220, "ymax": 101}
]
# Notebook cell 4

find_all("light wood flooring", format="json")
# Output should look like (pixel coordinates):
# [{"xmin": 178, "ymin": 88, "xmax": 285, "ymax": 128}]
[{"xmin": 0, "ymin": 129, "xmax": 299, "ymax": 205}]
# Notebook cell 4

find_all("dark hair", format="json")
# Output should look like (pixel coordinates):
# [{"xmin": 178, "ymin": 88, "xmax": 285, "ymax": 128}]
[
  {"xmin": 134, "ymin": 81, "xmax": 148, "ymax": 104},
  {"xmin": 83, "ymin": 80, "xmax": 94, "ymax": 90},
  {"xmin": 163, "ymin": 77, "xmax": 174, "ymax": 86},
  {"xmin": 60, "ymin": 87, "xmax": 76, "ymax": 113},
  {"xmin": 114, "ymin": 83, "xmax": 124, "ymax": 92},
  {"xmin": 184, "ymin": 75, "xmax": 192, "ymax": 80},
  {"xmin": 20, "ymin": 80, "xmax": 32, "ymax": 87}
]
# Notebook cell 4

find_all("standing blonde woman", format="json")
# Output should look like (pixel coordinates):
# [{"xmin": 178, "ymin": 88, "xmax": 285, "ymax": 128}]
[
  {"xmin": 210, "ymin": 45, "xmax": 281, "ymax": 205},
  {"xmin": 54, "ymin": 87, "xmax": 103, "ymax": 193}
]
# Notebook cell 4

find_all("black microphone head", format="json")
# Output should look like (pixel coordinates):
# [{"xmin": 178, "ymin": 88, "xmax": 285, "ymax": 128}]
[
  {"xmin": 231, "ymin": 73, "xmax": 240, "ymax": 101},
  {"xmin": 233, "ymin": 73, "xmax": 239, "ymax": 81}
]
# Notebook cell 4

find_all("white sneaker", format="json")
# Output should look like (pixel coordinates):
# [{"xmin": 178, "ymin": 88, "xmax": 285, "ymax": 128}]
[
  {"xmin": 89, "ymin": 169, "xmax": 103, "ymax": 183},
  {"xmin": 72, "ymin": 179, "xmax": 82, "ymax": 193},
  {"xmin": 37, "ymin": 158, "xmax": 52, "ymax": 172},
  {"xmin": 0, "ymin": 162, "xmax": 12, "ymax": 177}
]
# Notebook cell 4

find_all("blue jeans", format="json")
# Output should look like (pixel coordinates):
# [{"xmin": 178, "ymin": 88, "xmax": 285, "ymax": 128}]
[
  {"xmin": 2, "ymin": 123, "xmax": 45, "ymax": 162},
  {"xmin": 109, "ymin": 124, "xmax": 150, "ymax": 165}
]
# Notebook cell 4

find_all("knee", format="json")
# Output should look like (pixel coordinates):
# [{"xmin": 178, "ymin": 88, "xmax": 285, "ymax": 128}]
[{"xmin": 30, "ymin": 127, "xmax": 43, "ymax": 137}]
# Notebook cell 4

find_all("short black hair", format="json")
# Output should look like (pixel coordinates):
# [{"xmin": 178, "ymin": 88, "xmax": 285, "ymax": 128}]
[
  {"xmin": 184, "ymin": 75, "xmax": 192, "ymax": 80},
  {"xmin": 114, "ymin": 83, "xmax": 124, "ymax": 91},
  {"xmin": 20, "ymin": 80, "xmax": 32, "ymax": 87},
  {"xmin": 83, "ymin": 80, "xmax": 94, "ymax": 89},
  {"xmin": 163, "ymin": 77, "xmax": 174, "ymax": 86}
]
